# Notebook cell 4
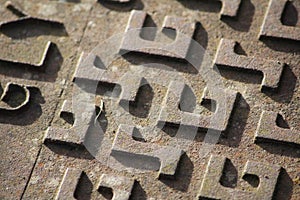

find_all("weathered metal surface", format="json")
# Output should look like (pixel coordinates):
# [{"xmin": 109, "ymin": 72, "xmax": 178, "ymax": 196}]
[
  {"xmin": 55, "ymin": 168, "xmax": 135, "ymax": 200},
  {"xmin": 43, "ymin": 100, "xmax": 85, "ymax": 146},
  {"xmin": 101, "ymin": 0, "xmax": 131, "ymax": 2},
  {"xmin": 74, "ymin": 53, "xmax": 143, "ymax": 102},
  {"xmin": 158, "ymin": 81, "xmax": 238, "ymax": 132},
  {"xmin": 219, "ymin": 0, "xmax": 241, "ymax": 18},
  {"xmin": 0, "ymin": 0, "xmax": 92, "ymax": 198},
  {"xmin": 97, "ymin": 174, "xmax": 135, "ymax": 200},
  {"xmin": 0, "ymin": 1, "xmax": 67, "ymax": 39},
  {"xmin": 199, "ymin": 155, "xmax": 281, "ymax": 199},
  {"xmin": 206, "ymin": 0, "xmax": 242, "ymax": 18},
  {"xmin": 111, "ymin": 124, "xmax": 183, "ymax": 179},
  {"xmin": 1, "ymin": 0, "xmax": 300, "ymax": 199},
  {"xmin": 0, "ymin": 41, "xmax": 53, "ymax": 69},
  {"xmin": 255, "ymin": 110, "xmax": 300, "ymax": 147},
  {"xmin": 214, "ymin": 38, "xmax": 284, "ymax": 91},
  {"xmin": 259, "ymin": 0, "xmax": 300, "ymax": 41},
  {"xmin": 55, "ymin": 168, "xmax": 83, "ymax": 200},
  {"xmin": 189, "ymin": 0, "xmax": 242, "ymax": 19},
  {"xmin": 120, "ymin": 10, "xmax": 196, "ymax": 59},
  {"xmin": 0, "ymin": 82, "xmax": 30, "ymax": 112}
]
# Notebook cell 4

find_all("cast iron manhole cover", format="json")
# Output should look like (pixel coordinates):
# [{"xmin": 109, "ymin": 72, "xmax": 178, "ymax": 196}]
[{"xmin": 0, "ymin": 0, "xmax": 299, "ymax": 199}]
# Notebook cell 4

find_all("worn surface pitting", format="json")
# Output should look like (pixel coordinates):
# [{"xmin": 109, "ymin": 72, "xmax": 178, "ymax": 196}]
[{"xmin": 0, "ymin": 0, "xmax": 299, "ymax": 199}]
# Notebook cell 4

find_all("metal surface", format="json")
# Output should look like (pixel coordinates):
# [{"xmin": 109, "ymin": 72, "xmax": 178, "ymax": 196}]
[
  {"xmin": 199, "ymin": 155, "xmax": 281, "ymax": 199},
  {"xmin": 0, "ymin": 41, "xmax": 53, "ymax": 68},
  {"xmin": 255, "ymin": 110, "xmax": 300, "ymax": 147},
  {"xmin": 55, "ymin": 168, "xmax": 83, "ymax": 200},
  {"xmin": 120, "ymin": 10, "xmax": 196, "ymax": 59},
  {"xmin": 0, "ymin": 82, "xmax": 31, "ymax": 112},
  {"xmin": 158, "ymin": 81, "xmax": 238, "ymax": 132},
  {"xmin": 111, "ymin": 124, "xmax": 184, "ymax": 179},
  {"xmin": 259, "ymin": 0, "xmax": 300, "ymax": 41},
  {"xmin": 43, "ymin": 100, "xmax": 84, "ymax": 146},
  {"xmin": 0, "ymin": 0, "xmax": 299, "ymax": 199},
  {"xmin": 210, "ymin": 0, "xmax": 242, "ymax": 18},
  {"xmin": 1, "ymin": 1, "xmax": 66, "ymax": 39},
  {"xmin": 214, "ymin": 38, "xmax": 284, "ymax": 91},
  {"xmin": 97, "ymin": 174, "xmax": 135, "ymax": 200}
]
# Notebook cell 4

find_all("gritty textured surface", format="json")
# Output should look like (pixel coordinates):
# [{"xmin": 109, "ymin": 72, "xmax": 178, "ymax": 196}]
[{"xmin": 0, "ymin": 0, "xmax": 299, "ymax": 199}]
